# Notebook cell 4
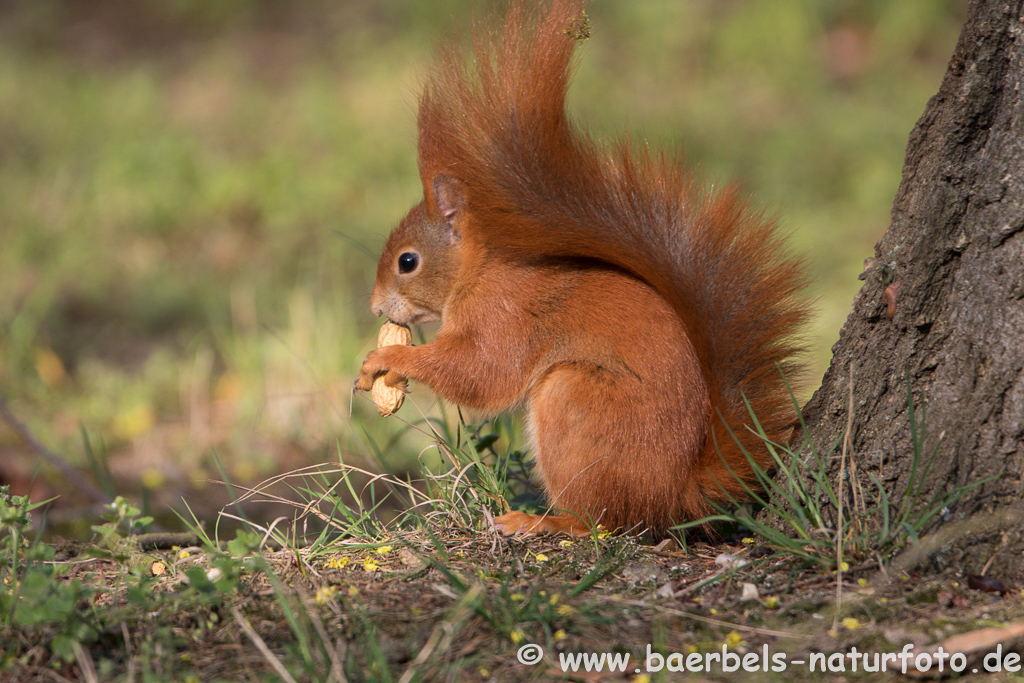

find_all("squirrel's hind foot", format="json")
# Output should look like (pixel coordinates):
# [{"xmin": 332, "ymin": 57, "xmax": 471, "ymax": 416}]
[{"xmin": 492, "ymin": 511, "xmax": 595, "ymax": 537}]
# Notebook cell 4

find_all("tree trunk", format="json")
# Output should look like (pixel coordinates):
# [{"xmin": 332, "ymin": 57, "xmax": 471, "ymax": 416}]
[{"xmin": 798, "ymin": 0, "xmax": 1024, "ymax": 582}]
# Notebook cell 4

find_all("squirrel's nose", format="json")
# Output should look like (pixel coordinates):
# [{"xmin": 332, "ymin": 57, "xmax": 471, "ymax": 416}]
[{"xmin": 369, "ymin": 288, "xmax": 386, "ymax": 317}]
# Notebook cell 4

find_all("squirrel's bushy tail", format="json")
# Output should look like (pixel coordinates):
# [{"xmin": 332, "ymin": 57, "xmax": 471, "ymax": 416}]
[{"xmin": 418, "ymin": 0, "xmax": 809, "ymax": 511}]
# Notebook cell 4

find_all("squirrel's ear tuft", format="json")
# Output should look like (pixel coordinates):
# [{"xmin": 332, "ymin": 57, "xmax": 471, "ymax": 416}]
[
  {"xmin": 433, "ymin": 174, "xmax": 465, "ymax": 220},
  {"xmin": 432, "ymin": 174, "xmax": 465, "ymax": 243}
]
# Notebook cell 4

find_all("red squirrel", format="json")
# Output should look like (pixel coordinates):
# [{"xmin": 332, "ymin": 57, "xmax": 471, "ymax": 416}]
[{"xmin": 355, "ymin": 0, "xmax": 808, "ymax": 536}]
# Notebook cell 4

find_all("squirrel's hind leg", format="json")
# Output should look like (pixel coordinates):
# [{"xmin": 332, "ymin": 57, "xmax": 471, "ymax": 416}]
[
  {"xmin": 510, "ymin": 363, "xmax": 698, "ymax": 536},
  {"xmin": 491, "ymin": 364, "xmax": 626, "ymax": 536}
]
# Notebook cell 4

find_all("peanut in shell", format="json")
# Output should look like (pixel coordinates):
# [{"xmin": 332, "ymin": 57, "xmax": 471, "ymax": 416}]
[{"xmin": 371, "ymin": 321, "xmax": 412, "ymax": 416}]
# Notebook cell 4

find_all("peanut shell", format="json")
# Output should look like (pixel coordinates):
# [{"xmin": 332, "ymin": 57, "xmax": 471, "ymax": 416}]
[{"xmin": 371, "ymin": 321, "xmax": 412, "ymax": 416}]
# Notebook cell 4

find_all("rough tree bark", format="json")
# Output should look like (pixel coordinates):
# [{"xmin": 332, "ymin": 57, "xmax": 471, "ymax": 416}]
[{"xmin": 798, "ymin": 0, "xmax": 1024, "ymax": 582}]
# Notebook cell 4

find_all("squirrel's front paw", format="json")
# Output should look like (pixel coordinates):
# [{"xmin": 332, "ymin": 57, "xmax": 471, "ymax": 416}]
[
  {"xmin": 355, "ymin": 347, "xmax": 408, "ymax": 392},
  {"xmin": 355, "ymin": 349, "xmax": 384, "ymax": 391}
]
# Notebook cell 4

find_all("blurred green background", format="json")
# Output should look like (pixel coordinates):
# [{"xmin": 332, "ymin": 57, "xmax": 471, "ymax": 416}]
[{"xmin": 0, "ymin": 0, "xmax": 966, "ymax": 531}]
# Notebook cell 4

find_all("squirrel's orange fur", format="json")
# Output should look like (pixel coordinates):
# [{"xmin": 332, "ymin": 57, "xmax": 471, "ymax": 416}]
[{"xmin": 356, "ymin": 0, "xmax": 808, "ymax": 536}]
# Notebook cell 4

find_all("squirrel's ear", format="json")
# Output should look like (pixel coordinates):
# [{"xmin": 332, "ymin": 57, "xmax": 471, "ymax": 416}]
[{"xmin": 432, "ymin": 175, "xmax": 465, "ymax": 241}]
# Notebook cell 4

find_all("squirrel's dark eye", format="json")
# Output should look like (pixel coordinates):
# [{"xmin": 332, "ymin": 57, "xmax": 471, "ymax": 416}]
[{"xmin": 398, "ymin": 251, "xmax": 419, "ymax": 274}]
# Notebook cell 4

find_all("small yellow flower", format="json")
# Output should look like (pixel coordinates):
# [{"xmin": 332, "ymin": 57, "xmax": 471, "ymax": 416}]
[
  {"xmin": 314, "ymin": 586, "xmax": 338, "ymax": 605},
  {"xmin": 556, "ymin": 605, "xmax": 574, "ymax": 617},
  {"xmin": 511, "ymin": 629, "xmax": 525, "ymax": 644},
  {"xmin": 348, "ymin": 585, "xmax": 359, "ymax": 596},
  {"xmin": 549, "ymin": 593, "xmax": 560, "ymax": 605},
  {"xmin": 724, "ymin": 631, "xmax": 744, "ymax": 648},
  {"xmin": 857, "ymin": 578, "xmax": 868, "ymax": 587},
  {"xmin": 510, "ymin": 593, "xmax": 525, "ymax": 602},
  {"xmin": 841, "ymin": 617, "xmax": 861, "ymax": 631},
  {"xmin": 839, "ymin": 561, "xmax": 850, "ymax": 572},
  {"xmin": 141, "ymin": 468, "xmax": 164, "ymax": 491},
  {"xmin": 478, "ymin": 668, "xmax": 489, "ymax": 678},
  {"xmin": 534, "ymin": 553, "xmax": 549, "ymax": 562},
  {"xmin": 33, "ymin": 348, "xmax": 65, "ymax": 388},
  {"xmin": 363, "ymin": 557, "xmax": 380, "ymax": 572},
  {"xmin": 178, "ymin": 550, "xmax": 190, "ymax": 560},
  {"xmin": 558, "ymin": 540, "xmax": 574, "ymax": 548},
  {"xmin": 710, "ymin": 608, "xmax": 719, "ymax": 615},
  {"xmin": 685, "ymin": 644, "xmax": 698, "ymax": 654},
  {"xmin": 327, "ymin": 557, "xmax": 351, "ymax": 569},
  {"xmin": 765, "ymin": 596, "xmax": 779, "ymax": 609},
  {"xmin": 595, "ymin": 528, "xmax": 611, "ymax": 539},
  {"xmin": 376, "ymin": 545, "xmax": 393, "ymax": 555},
  {"xmin": 554, "ymin": 629, "xmax": 567, "ymax": 641},
  {"xmin": 828, "ymin": 628, "xmax": 839, "ymax": 638},
  {"xmin": 742, "ymin": 537, "xmax": 755, "ymax": 545},
  {"xmin": 111, "ymin": 403, "xmax": 155, "ymax": 442},
  {"xmin": 634, "ymin": 676, "xmax": 651, "ymax": 683}
]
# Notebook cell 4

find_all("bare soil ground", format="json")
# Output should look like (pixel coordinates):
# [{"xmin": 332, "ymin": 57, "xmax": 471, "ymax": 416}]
[{"xmin": 5, "ymin": 527, "xmax": 1023, "ymax": 682}]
